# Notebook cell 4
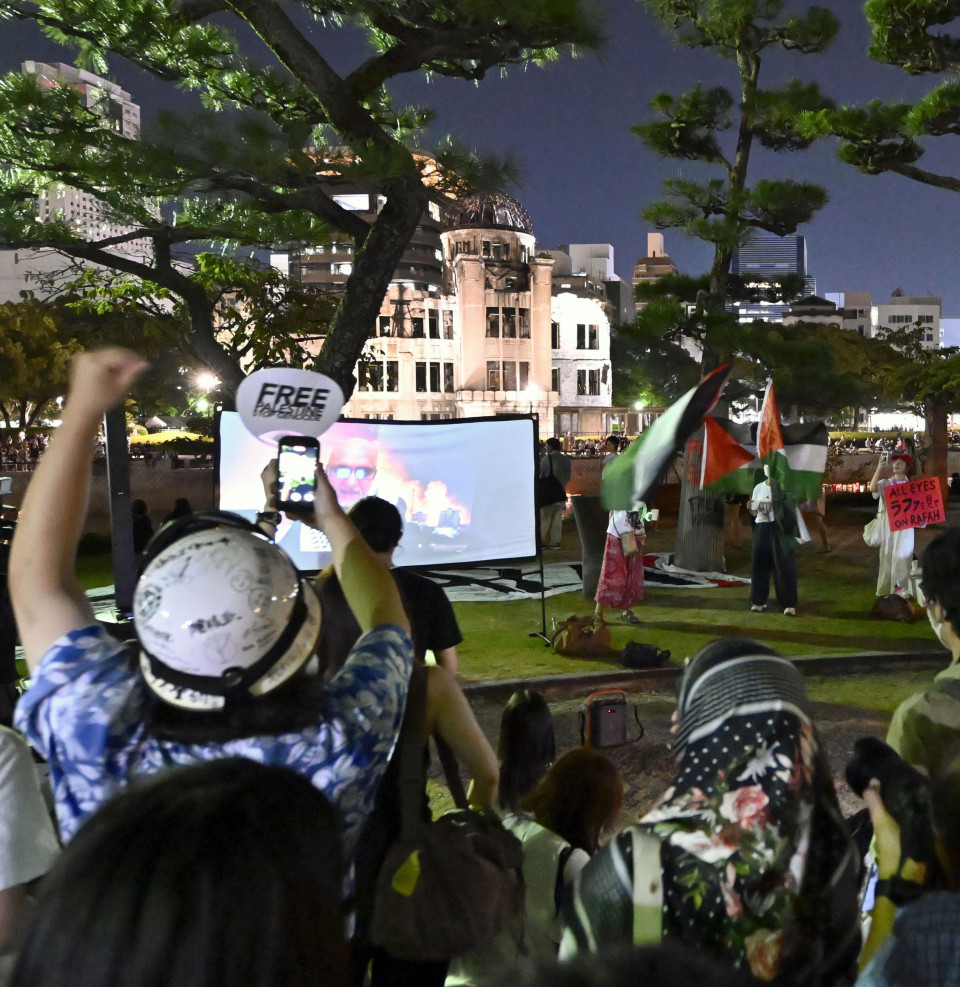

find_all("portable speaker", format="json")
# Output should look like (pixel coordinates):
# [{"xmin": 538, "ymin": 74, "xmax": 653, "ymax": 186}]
[{"xmin": 578, "ymin": 690, "xmax": 644, "ymax": 748}]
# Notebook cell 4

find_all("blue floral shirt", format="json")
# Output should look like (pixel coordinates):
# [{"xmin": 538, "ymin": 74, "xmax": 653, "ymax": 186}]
[{"xmin": 15, "ymin": 622, "xmax": 412, "ymax": 853}]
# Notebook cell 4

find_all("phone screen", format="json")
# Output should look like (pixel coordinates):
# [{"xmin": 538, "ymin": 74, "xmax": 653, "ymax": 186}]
[{"xmin": 277, "ymin": 438, "xmax": 319, "ymax": 509}]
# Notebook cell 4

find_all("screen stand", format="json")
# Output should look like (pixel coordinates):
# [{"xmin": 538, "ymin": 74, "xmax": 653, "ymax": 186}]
[{"xmin": 528, "ymin": 536, "xmax": 552, "ymax": 647}]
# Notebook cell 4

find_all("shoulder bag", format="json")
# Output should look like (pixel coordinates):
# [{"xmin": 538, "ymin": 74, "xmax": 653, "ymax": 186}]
[{"xmin": 369, "ymin": 672, "xmax": 525, "ymax": 962}]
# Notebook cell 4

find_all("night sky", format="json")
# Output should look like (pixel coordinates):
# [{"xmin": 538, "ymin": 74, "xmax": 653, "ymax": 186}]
[{"xmin": 2, "ymin": 1, "xmax": 959, "ymax": 317}]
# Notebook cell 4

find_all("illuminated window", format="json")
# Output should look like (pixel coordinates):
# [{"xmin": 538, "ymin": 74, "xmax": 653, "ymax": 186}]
[
  {"xmin": 333, "ymin": 193, "xmax": 369, "ymax": 211},
  {"xmin": 519, "ymin": 362, "xmax": 530, "ymax": 392},
  {"xmin": 487, "ymin": 361, "xmax": 501, "ymax": 390}
]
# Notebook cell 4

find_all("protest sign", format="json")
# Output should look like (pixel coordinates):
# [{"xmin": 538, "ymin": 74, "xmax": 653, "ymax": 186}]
[
  {"xmin": 235, "ymin": 367, "xmax": 344, "ymax": 442},
  {"xmin": 882, "ymin": 476, "xmax": 945, "ymax": 531}
]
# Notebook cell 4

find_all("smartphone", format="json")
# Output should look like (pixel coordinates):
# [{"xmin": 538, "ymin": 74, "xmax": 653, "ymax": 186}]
[
  {"xmin": 276, "ymin": 436, "xmax": 320, "ymax": 511},
  {"xmin": 881, "ymin": 451, "xmax": 890, "ymax": 464}
]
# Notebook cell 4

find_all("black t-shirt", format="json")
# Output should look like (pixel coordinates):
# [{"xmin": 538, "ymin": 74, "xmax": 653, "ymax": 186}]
[{"xmin": 316, "ymin": 567, "xmax": 462, "ymax": 677}]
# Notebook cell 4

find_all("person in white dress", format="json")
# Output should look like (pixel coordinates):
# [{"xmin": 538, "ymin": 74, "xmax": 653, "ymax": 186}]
[{"xmin": 869, "ymin": 452, "xmax": 915, "ymax": 597}]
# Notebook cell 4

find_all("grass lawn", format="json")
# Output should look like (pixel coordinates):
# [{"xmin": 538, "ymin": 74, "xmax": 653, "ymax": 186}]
[{"xmin": 75, "ymin": 523, "xmax": 941, "ymax": 691}]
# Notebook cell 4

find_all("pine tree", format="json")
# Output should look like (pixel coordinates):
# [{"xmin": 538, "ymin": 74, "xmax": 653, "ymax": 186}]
[
  {"xmin": 631, "ymin": 0, "xmax": 837, "ymax": 570},
  {"xmin": 0, "ymin": 0, "xmax": 600, "ymax": 397}
]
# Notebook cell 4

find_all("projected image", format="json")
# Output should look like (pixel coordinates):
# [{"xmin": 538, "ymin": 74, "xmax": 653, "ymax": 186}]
[{"xmin": 218, "ymin": 413, "xmax": 537, "ymax": 570}]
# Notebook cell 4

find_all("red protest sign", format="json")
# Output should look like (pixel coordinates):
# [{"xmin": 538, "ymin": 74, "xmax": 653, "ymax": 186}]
[{"xmin": 882, "ymin": 476, "xmax": 945, "ymax": 532}]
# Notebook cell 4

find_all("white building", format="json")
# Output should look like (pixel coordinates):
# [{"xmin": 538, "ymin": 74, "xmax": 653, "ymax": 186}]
[
  {"xmin": 21, "ymin": 61, "xmax": 149, "ymax": 258},
  {"xmin": 550, "ymin": 291, "xmax": 612, "ymax": 419},
  {"xmin": 873, "ymin": 294, "xmax": 942, "ymax": 349}
]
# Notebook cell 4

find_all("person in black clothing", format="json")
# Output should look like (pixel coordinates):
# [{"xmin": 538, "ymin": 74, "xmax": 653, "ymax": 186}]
[
  {"xmin": 131, "ymin": 499, "xmax": 154, "ymax": 554},
  {"xmin": 315, "ymin": 497, "xmax": 461, "ymax": 676}
]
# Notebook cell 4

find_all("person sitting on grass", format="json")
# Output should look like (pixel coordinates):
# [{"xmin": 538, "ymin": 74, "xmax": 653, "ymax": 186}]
[
  {"xmin": 9, "ymin": 347, "xmax": 412, "ymax": 857},
  {"xmin": 496, "ymin": 689, "xmax": 556, "ymax": 813},
  {"xmin": 448, "ymin": 748, "xmax": 623, "ymax": 985}
]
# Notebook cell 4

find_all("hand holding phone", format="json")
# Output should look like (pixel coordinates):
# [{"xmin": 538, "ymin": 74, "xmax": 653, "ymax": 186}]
[{"xmin": 276, "ymin": 436, "xmax": 320, "ymax": 511}]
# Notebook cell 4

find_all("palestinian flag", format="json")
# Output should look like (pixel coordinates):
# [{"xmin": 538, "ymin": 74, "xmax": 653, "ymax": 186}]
[
  {"xmin": 702, "ymin": 416, "xmax": 829, "ymax": 501},
  {"xmin": 602, "ymin": 364, "xmax": 732, "ymax": 510}
]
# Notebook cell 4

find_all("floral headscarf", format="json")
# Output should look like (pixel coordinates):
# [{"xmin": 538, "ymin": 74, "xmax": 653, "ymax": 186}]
[
  {"xmin": 561, "ymin": 646, "xmax": 858, "ymax": 983},
  {"xmin": 638, "ymin": 652, "xmax": 817, "ymax": 981}
]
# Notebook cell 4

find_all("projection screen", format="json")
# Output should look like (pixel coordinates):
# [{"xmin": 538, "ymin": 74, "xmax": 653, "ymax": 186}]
[{"xmin": 218, "ymin": 411, "xmax": 538, "ymax": 571}]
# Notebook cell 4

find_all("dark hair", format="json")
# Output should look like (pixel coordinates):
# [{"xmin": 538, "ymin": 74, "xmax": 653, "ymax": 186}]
[
  {"xmin": 603, "ymin": 435, "xmax": 618, "ymax": 449},
  {"xmin": 922, "ymin": 528, "xmax": 960, "ymax": 633},
  {"xmin": 497, "ymin": 689, "xmax": 555, "ymax": 811},
  {"xmin": 166, "ymin": 497, "xmax": 193, "ymax": 520},
  {"xmin": 132, "ymin": 499, "xmax": 149, "ymax": 516},
  {"xmin": 11, "ymin": 760, "xmax": 348, "ymax": 987},
  {"xmin": 143, "ymin": 667, "xmax": 331, "ymax": 743},
  {"xmin": 347, "ymin": 497, "xmax": 403, "ymax": 554},
  {"xmin": 519, "ymin": 748, "xmax": 623, "ymax": 855},
  {"xmin": 495, "ymin": 941, "xmax": 752, "ymax": 987},
  {"xmin": 545, "ymin": 437, "xmax": 562, "ymax": 451}
]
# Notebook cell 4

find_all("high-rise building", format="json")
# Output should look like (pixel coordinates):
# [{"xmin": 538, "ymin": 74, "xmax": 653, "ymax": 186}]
[
  {"xmin": 730, "ymin": 231, "xmax": 816, "ymax": 322},
  {"xmin": 632, "ymin": 233, "xmax": 678, "ymax": 315},
  {"xmin": 22, "ymin": 61, "xmax": 147, "ymax": 256}
]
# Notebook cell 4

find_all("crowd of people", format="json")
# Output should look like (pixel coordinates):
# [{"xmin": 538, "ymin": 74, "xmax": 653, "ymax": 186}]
[
  {"xmin": 0, "ymin": 435, "xmax": 47, "ymax": 473},
  {"xmin": 4, "ymin": 348, "xmax": 960, "ymax": 986}
]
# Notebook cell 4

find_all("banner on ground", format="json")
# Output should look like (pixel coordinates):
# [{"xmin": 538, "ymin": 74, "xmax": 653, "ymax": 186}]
[
  {"xmin": 882, "ymin": 476, "xmax": 945, "ymax": 531},
  {"xmin": 602, "ymin": 364, "xmax": 732, "ymax": 510}
]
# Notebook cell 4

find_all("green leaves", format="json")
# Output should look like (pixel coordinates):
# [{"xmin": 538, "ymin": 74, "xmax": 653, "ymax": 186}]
[{"xmin": 635, "ymin": 86, "xmax": 733, "ymax": 164}]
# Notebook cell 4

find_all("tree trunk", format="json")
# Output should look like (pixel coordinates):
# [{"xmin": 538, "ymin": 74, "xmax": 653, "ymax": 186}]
[
  {"xmin": 673, "ymin": 428, "xmax": 726, "ymax": 571},
  {"xmin": 924, "ymin": 393, "xmax": 949, "ymax": 493},
  {"xmin": 315, "ymin": 180, "xmax": 427, "ymax": 400}
]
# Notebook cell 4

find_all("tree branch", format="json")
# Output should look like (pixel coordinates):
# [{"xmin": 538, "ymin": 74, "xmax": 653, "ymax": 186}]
[
  {"xmin": 225, "ymin": 0, "xmax": 395, "ymax": 151},
  {"xmin": 888, "ymin": 161, "xmax": 960, "ymax": 193}
]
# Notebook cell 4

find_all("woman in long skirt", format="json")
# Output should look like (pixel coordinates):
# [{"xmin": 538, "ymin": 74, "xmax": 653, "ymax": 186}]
[
  {"xmin": 594, "ymin": 509, "xmax": 645, "ymax": 625},
  {"xmin": 869, "ymin": 452, "xmax": 914, "ymax": 597}
]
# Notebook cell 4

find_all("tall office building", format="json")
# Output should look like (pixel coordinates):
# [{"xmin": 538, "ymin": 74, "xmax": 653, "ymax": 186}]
[
  {"xmin": 730, "ymin": 230, "xmax": 816, "ymax": 322},
  {"xmin": 22, "ymin": 61, "xmax": 147, "ymax": 255}
]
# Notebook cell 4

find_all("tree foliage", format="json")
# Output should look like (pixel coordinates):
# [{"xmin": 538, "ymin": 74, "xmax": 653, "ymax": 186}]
[
  {"xmin": 635, "ymin": 0, "xmax": 837, "ymax": 326},
  {"xmin": 0, "ymin": 297, "xmax": 80, "ymax": 428},
  {"xmin": 0, "ymin": 0, "xmax": 601, "ymax": 396},
  {"xmin": 798, "ymin": 0, "xmax": 960, "ymax": 193}
]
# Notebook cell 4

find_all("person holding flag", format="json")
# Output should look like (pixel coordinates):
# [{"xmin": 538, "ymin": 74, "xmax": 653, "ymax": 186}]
[{"xmin": 747, "ymin": 382, "xmax": 803, "ymax": 616}]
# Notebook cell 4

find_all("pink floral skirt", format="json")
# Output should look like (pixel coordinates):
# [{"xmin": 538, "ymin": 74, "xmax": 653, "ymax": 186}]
[{"xmin": 595, "ymin": 533, "xmax": 645, "ymax": 610}]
